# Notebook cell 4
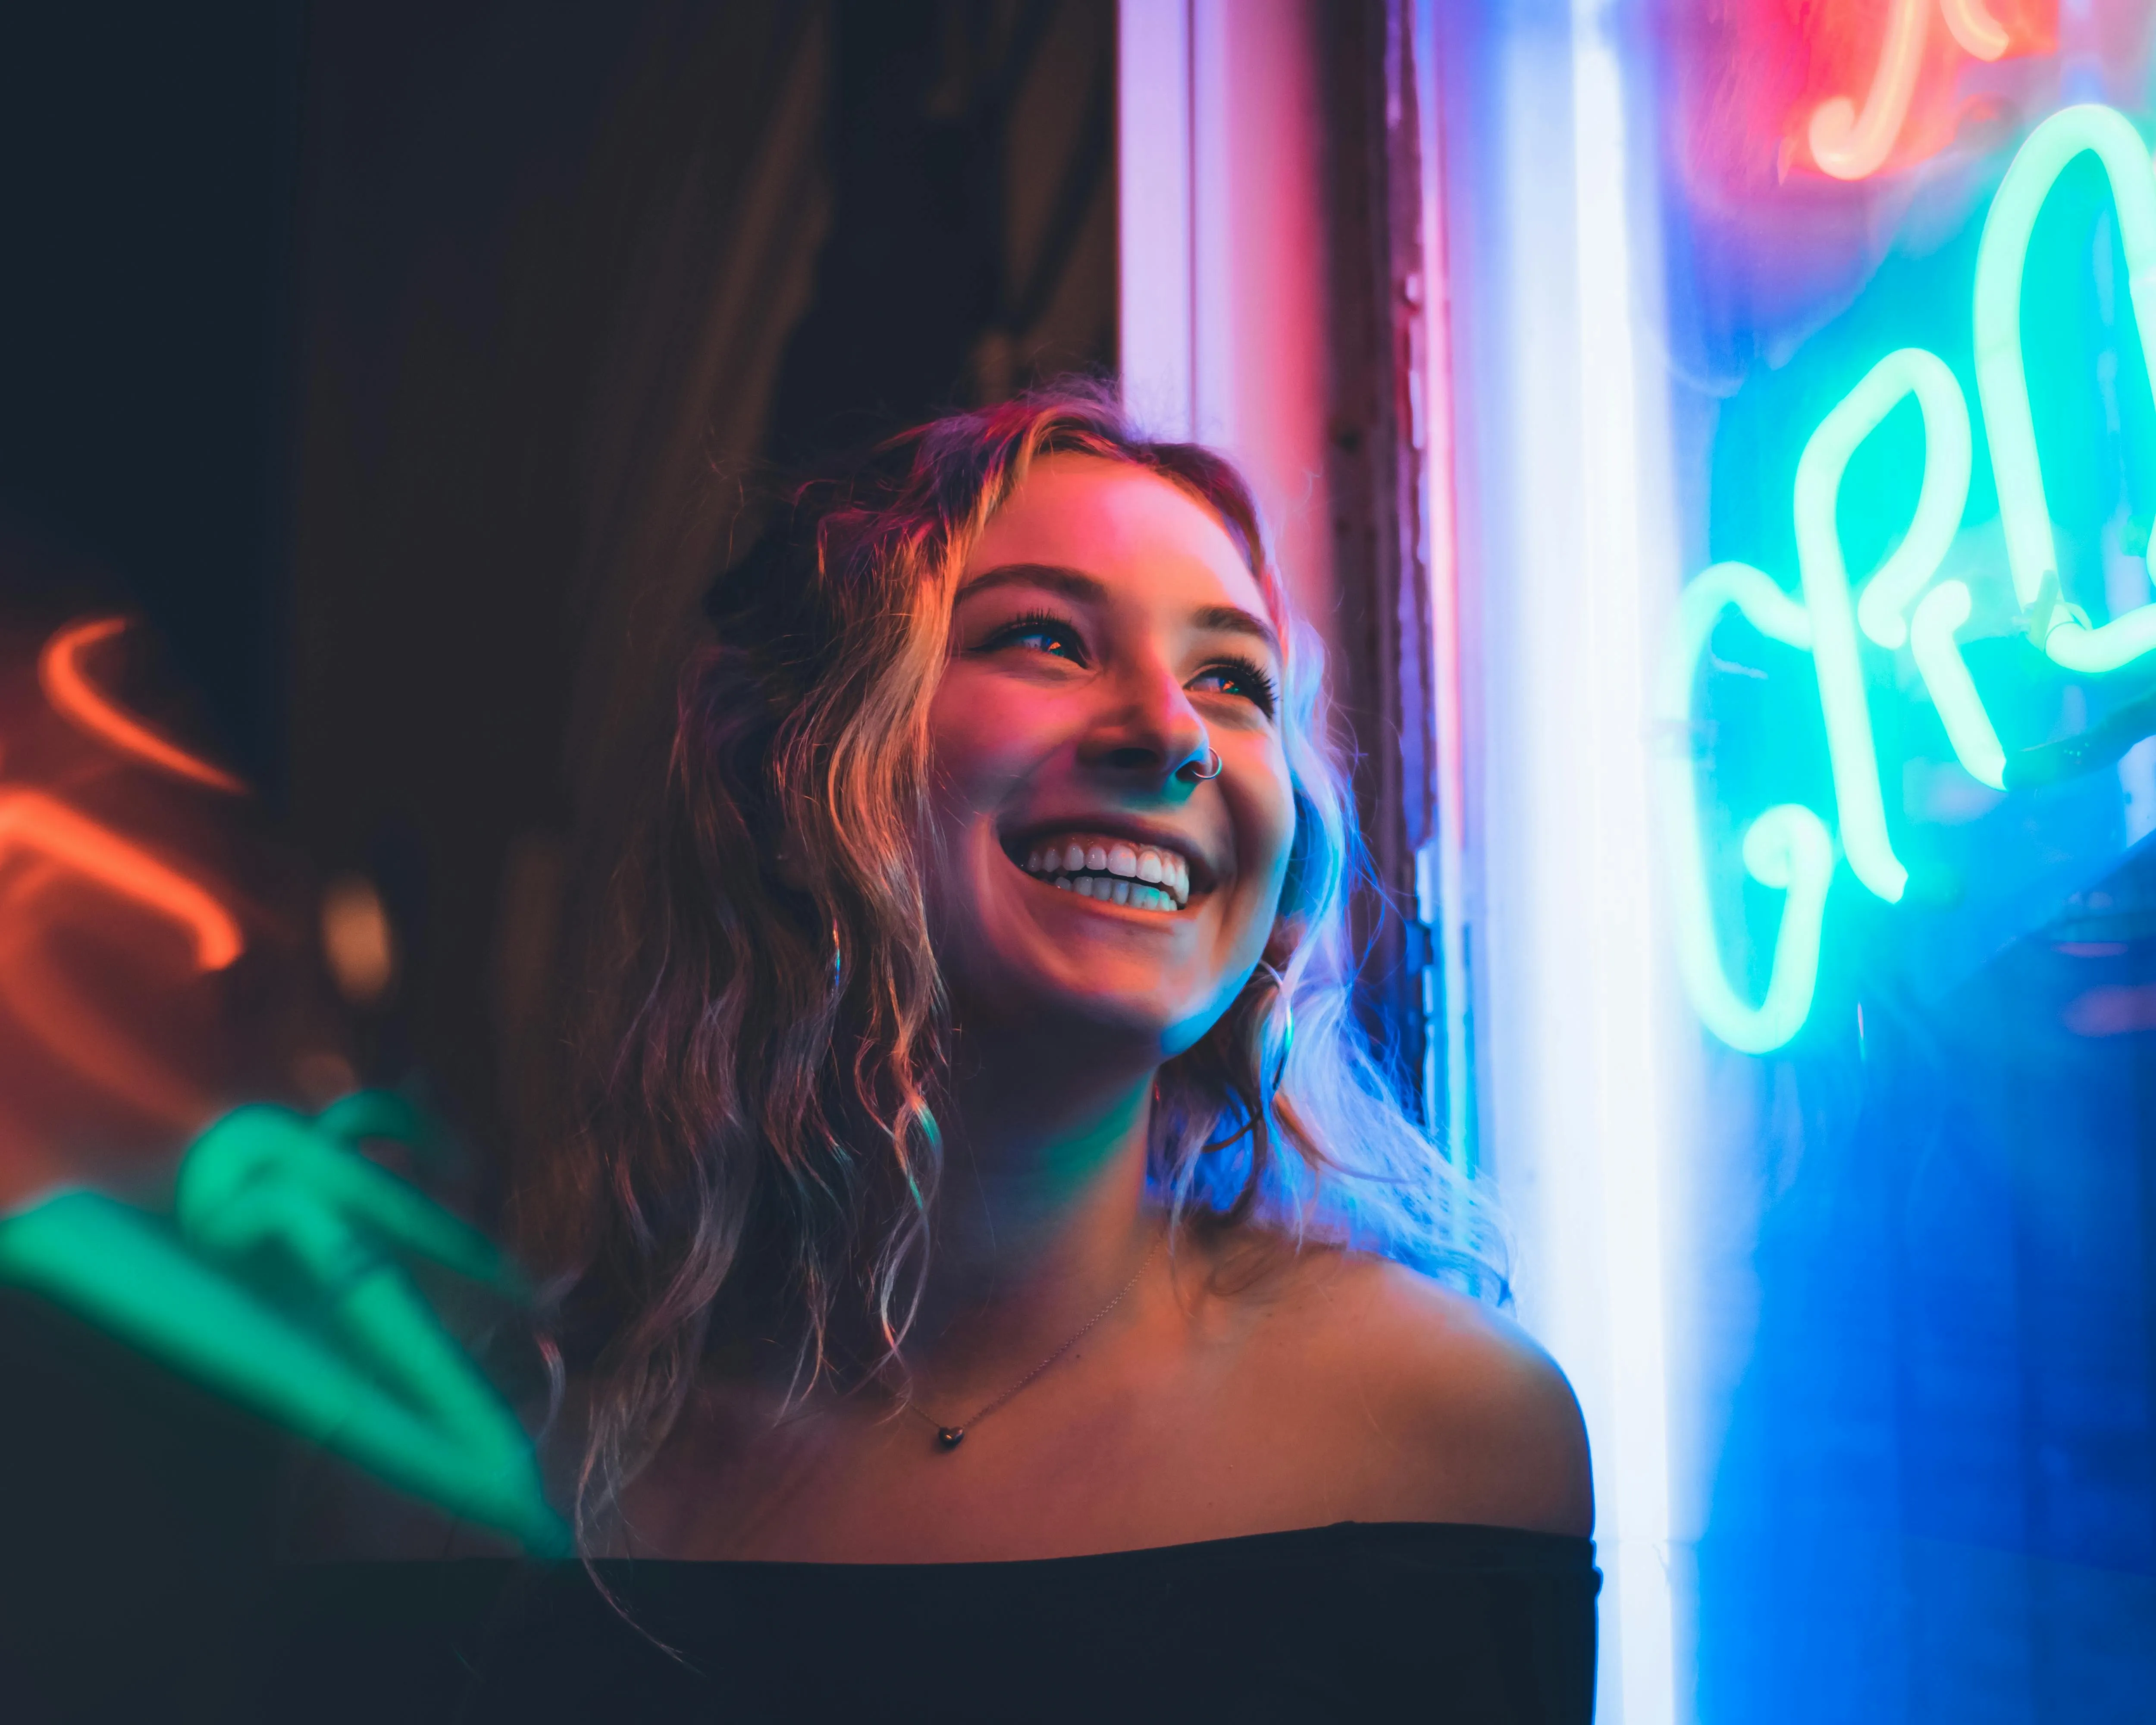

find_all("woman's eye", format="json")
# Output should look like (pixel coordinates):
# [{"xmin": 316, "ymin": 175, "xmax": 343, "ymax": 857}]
[
  {"xmin": 985, "ymin": 612, "xmax": 1086, "ymax": 663},
  {"xmin": 1191, "ymin": 659, "xmax": 1279, "ymax": 717}
]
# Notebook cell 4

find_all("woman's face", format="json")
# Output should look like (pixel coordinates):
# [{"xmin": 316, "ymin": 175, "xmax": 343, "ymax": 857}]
[{"xmin": 923, "ymin": 453, "xmax": 1296, "ymax": 1057}]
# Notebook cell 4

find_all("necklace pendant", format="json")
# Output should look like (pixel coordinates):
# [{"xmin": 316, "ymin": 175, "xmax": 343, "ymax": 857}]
[{"xmin": 936, "ymin": 1426, "xmax": 965, "ymax": 1450}]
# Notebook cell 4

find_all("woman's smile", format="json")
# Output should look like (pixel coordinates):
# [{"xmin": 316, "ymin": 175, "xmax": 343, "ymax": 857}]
[
  {"xmin": 1003, "ymin": 819, "xmax": 1213, "ymax": 914},
  {"xmin": 1019, "ymin": 836, "xmax": 1186, "ymax": 912}
]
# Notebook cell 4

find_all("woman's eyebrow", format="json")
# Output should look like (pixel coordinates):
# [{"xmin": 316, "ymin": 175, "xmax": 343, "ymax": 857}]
[
  {"xmin": 959, "ymin": 563, "xmax": 1281, "ymax": 659},
  {"xmin": 957, "ymin": 562, "xmax": 1107, "ymax": 606},
  {"xmin": 1191, "ymin": 603, "xmax": 1281, "ymax": 661}
]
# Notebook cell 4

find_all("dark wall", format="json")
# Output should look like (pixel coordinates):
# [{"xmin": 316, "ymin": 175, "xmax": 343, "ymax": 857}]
[
  {"xmin": 287, "ymin": 0, "xmax": 1115, "ymax": 1160},
  {"xmin": 0, "ymin": 1, "xmax": 1114, "ymax": 1167},
  {"xmin": 768, "ymin": 0, "xmax": 1116, "ymax": 464},
  {"xmin": 0, "ymin": 4, "xmax": 303, "ymax": 791},
  {"xmin": 286, "ymin": 0, "xmax": 812, "ymax": 1145},
  {"xmin": 0, "ymin": 13, "xmax": 1113, "ymax": 1706}
]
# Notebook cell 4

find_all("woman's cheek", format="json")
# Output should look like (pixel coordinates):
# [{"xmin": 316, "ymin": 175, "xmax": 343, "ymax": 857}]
[
  {"xmin": 1236, "ymin": 757, "xmax": 1297, "ymax": 904},
  {"xmin": 931, "ymin": 677, "xmax": 1039, "ymax": 786}
]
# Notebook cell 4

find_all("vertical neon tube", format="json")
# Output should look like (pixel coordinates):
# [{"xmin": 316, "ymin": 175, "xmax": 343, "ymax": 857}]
[
  {"xmin": 1413, "ymin": 0, "xmax": 1474, "ymax": 1173},
  {"xmin": 1116, "ymin": 0, "xmax": 1194, "ymax": 438},
  {"xmin": 1569, "ymin": 2, "xmax": 1675, "ymax": 1715}
]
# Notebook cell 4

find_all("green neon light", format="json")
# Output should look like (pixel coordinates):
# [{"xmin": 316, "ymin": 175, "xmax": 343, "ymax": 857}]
[
  {"xmin": 1790, "ymin": 349, "xmax": 1970, "ymax": 903},
  {"xmin": 1666, "ymin": 347, "xmax": 1984, "ymax": 1044},
  {"xmin": 1908, "ymin": 580, "xmax": 2007, "ymax": 788},
  {"xmin": 175, "ymin": 1105, "xmax": 520, "ymax": 1295},
  {"xmin": 1848, "ymin": 350, "xmax": 1974, "ymax": 652},
  {"xmin": 1656, "ymin": 562, "xmax": 1835, "ymax": 1054},
  {"xmin": 1668, "ymin": 104, "xmax": 2156, "ymax": 1053},
  {"xmin": 0, "ymin": 1101, "xmax": 565, "ymax": 1553},
  {"xmin": 1974, "ymin": 102, "xmax": 2156, "ymax": 674}
]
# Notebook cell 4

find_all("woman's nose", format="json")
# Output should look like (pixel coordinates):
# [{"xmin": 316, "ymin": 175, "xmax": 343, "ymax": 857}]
[{"xmin": 1075, "ymin": 662, "xmax": 1212, "ymax": 785}]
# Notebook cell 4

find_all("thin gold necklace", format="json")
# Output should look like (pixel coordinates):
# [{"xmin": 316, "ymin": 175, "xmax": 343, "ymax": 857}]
[{"xmin": 902, "ymin": 1232, "xmax": 1162, "ymax": 1452}]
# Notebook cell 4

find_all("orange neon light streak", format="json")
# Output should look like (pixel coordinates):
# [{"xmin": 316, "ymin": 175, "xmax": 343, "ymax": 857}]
[
  {"xmin": 0, "ymin": 790, "xmax": 243, "ymax": 971},
  {"xmin": 38, "ymin": 616, "xmax": 247, "ymax": 794},
  {"xmin": 0, "ymin": 876, "xmax": 213, "ymax": 1126},
  {"xmin": 1940, "ymin": 0, "xmax": 2011, "ymax": 60}
]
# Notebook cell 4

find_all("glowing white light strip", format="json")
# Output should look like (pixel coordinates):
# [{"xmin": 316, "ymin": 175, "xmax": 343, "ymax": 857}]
[
  {"xmin": 1567, "ymin": 3, "xmax": 1677, "ymax": 1719},
  {"xmin": 1116, "ymin": 0, "xmax": 1195, "ymax": 437}
]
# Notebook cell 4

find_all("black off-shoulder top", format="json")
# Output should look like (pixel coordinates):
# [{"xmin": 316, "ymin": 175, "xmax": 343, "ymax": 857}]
[{"xmin": 264, "ymin": 1521, "xmax": 1597, "ymax": 1722}]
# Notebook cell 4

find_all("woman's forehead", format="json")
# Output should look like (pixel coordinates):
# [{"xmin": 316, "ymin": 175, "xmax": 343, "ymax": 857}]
[{"xmin": 962, "ymin": 453, "xmax": 1268, "ymax": 617}]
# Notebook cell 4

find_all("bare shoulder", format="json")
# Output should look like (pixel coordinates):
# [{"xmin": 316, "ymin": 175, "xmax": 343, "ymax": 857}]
[{"xmin": 1208, "ymin": 1239, "xmax": 1593, "ymax": 1538}]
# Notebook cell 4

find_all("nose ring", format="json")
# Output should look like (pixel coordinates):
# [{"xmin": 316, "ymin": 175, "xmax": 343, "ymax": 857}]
[{"xmin": 1181, "ymin": 748, "xmax": 1223, "ymax": 782}]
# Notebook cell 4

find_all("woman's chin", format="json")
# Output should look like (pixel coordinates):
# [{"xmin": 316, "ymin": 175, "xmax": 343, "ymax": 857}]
[
  {"xmin": 949, "ymin": 954, "xmax": 1192, "ymax": 1044},
  {"xmin": 936, "ymin": 878, "xmax": 1242, "ymax": 1042}
]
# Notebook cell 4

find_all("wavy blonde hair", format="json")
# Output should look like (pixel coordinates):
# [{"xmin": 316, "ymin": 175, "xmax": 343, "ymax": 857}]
[{"xmin": 520, "ymin": 383, "xmax": 1493, "ymax": 1537}]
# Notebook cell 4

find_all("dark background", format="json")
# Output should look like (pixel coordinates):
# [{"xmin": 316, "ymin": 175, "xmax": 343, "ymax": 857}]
[
  {"xmin": 0, "ymin": 0, "xmax": 1116, "ymax": 1162},
  {"xmin": 0, "ymin": 6, "xmax": 1113, "ymax": 1716}
]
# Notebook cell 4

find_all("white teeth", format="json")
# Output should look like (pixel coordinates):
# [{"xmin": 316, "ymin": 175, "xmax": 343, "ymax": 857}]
[
  {"xmin": 1043, "ymin": 872, "xmax": 1177, "ymax": 912},
  {"xmin": 1018, "ymin": 834, "xmax": 1195, "ymax": 908}
]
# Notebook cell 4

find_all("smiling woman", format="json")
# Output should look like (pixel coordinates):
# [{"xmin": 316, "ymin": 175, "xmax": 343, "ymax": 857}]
[{"xmin": 278, "ymin": 386, "xmax": 1596, "ymax": 1722}]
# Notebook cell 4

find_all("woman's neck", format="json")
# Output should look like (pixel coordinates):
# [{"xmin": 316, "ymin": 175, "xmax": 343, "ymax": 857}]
[{"xmin": 905, "ymin": 1025, "xmax": 1162, "ymax": 1374}]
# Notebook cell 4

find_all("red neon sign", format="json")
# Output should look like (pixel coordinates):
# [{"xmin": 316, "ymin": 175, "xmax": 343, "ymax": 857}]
[{"xmin": 1796, "ymin": 0, "xmax": 2056, "ymax": 181}]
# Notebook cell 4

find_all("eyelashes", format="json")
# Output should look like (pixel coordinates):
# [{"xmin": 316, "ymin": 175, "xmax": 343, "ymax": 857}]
[
  {"xmin": 976, "ymin": 608, "xmax": 1279, "ymax": 718},
  {"xmin": 1194, "ymin": 654, "xmax": 1278, "ymax": 718},
  {"xmin": 985, "ymin": 609, "xmax": 1086, "ymax": 659}
]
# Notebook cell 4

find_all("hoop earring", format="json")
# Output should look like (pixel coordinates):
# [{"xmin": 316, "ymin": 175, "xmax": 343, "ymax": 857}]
[
  {"xmin": 1259, "ymin": 965, "xmax": 1294, "ymax": 1115},
  {"xmin": 1181, "ymin": 748, "xmax": 1223, "ymax": 783},
  {"xmin": 1196, "ymin": 964, "xmax": 1293, "ymax": 1156},
  {"xmin": 1267, "ymin": 984, "xmax": 1294, "ymax": 1109}
]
